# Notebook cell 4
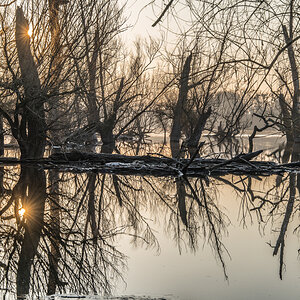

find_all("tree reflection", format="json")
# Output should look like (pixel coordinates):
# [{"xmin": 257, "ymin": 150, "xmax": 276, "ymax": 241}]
[
  {"xmin": 4, "ymin": 150, "xmax": 300, "ymax": 297},
  {"xmin": 0, "ymin": 168, "xmax": 128, "ymax": 298},
  {"xmin": 43, "ymin": 172, "xmax": 128, "ymax": 296},
  {"xmin": 271, "ymin": 146, "xmax": 300, "ymax": 279},
  {"xmin": 233, "ymin": 145, "xmax": 300, "ymax": 280},
  {"xmin": 16, "ymin": 167, "xmax": 46, "ymax": 297},
  {"xmin": 0, "ymin": 162, "xmax": 234, "ymax": 298},
  {"xmin": 0, "ymin": 167, "xmax": 46, "ymax": 298},
  {"xmin": 143, "ymin": 175, "xmax": 230, "ymax": 279}
]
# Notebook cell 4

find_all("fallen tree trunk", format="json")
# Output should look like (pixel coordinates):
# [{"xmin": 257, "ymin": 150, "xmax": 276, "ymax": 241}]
[{"xmin": 0, "ymin": 149, "xmax": 297, "ymax": 177}]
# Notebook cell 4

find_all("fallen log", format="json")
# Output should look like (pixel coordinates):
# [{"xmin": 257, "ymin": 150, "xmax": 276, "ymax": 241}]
[
  {"xmin": 208, "ymin": 150, "xmax": 263, "ymax": 171},
  {"xmin": 0, "ymin": 150, "xmax": 297, "ymax": 177}
]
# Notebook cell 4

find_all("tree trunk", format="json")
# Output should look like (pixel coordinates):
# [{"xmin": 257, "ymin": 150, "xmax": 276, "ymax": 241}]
[
  {"xmin": 85, "ymin": 29, "xmax": 100, "ymax": 147},
  {"xmin": 0, "ymin": 116, "xmax": 3, "ymax": 194},
  {"xmin": 186, "ymin": 107, "xmax": 211, "ymax": 157},
  {"xmin": 282, "ymin": 25, "xmax": 300, "ymax": 144},
  {"xmin": 47, "ymin": 0, "xmax": 67, "ymax": 146},
  {"xmin": 99, "ymin": 121, "xmax": 115, "ymax": 154},
  {"xmin": 278, "ymin": 93, "xmax": 293, "ymax": 162},
  {"xmin": 87, "ymin": 173, "xmax": 98, "ymax": 241},
  {"xmin": 47, "ymin": 170, "xmax": 61, "ymax": 295},
  {"xmin": 170, "ymin": 54, "xmax": 192, "ymax": 143},
  {"xmin": 16, "ymin": 167, "xmax": 46, "ymax": 297},
  {"xmin": 177, "ymin": 180, "xmax": 187, "ymax": 227},
  {"xmin": 0, "ymin": 115, "xmax": 3, "ymax": 156},
  {"xmin": 16, "ymin": 8, "xmax": 46, "ymax": 159}
]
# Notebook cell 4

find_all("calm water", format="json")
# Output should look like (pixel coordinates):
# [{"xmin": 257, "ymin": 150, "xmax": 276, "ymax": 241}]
[
  {"xmin": 116, "ymin": 176, "xmax": 300, "ymax": 300},
  {"xmin": 1, "ymin": 137, "xmax": 300, "ymax": 299}
]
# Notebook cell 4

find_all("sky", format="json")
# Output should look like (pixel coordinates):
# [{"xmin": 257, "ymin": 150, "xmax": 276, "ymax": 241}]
[
  {"xmin": 121, "ymin": 0, "xmax": 201, "ymax": 55},
  {"xmin": 120, "ymin": 0, "xmax": 164, "ymax": 43}
]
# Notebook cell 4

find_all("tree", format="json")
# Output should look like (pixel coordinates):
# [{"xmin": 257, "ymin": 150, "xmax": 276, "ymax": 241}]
[
  {"xmin": 73, "ymin": 13, "xmax": 160, "ymax": 153},
  {"xmin": 151, "ymin": 0, "xmax": 300, "ymax": 158},
  {"xmin": 0, "ymin": 1, "xmax": 72, "ymax": 159},
  {"xmin": 14, "ymin": 7, "xmax": 46, "ymax": 159}
]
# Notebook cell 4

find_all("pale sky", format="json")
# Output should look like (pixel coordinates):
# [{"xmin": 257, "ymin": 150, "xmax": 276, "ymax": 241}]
[
  {"xmin": 120, "ymin": 0, "xmax": 193, "ymax": 53},
  {"xmin": 121, "ymin": 0, "xmax": 163, "ymax": 42}
]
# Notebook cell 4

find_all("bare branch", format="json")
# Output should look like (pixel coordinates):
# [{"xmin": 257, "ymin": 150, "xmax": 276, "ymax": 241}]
[{"xmin": 152, "ymin": 0, "xmax": 175, "ymax": 27}]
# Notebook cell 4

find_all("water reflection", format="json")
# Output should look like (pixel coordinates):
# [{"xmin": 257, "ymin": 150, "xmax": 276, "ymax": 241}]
[
  {"xmin": 0, "ymin": 167, "xmax": 128, "ymax": 298},
  {"xmin": 0, "ymin": 151, "xmax": 300, "ymax": 298}
]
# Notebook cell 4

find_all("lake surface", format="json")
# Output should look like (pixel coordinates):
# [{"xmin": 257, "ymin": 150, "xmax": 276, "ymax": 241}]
[
  {"xmin": 115, "ymin": 176, "xmax": 300, "ymax": 300},
  {"xmin": 1, "ymin": 136, "xmax": 300, "ymax": 299}
]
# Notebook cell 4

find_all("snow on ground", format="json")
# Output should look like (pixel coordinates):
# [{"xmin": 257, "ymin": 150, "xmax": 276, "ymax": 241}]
[{"xmin": 44, "ymin": 295, "xmax": 173, "ymax": 300}]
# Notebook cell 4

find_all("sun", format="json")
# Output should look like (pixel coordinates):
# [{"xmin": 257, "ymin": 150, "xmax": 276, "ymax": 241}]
[
  {"xmin": 27, "ymin": 24, "xmax": 33, "ymax": 37},
  {"xmin": 19, "ymin": 207, "xmax": 26, "ymax": 217}
]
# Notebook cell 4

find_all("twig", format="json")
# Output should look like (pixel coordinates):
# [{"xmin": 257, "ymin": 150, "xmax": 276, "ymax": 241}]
[{"xmin": 152, "ymin": 0, "xmax": 175, "ymax": 27}]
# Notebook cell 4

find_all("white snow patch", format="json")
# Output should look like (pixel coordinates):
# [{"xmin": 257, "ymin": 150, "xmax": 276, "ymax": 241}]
[{"xmin": 44, "ymin": 295, "xmax": 172, "ymax": 300}]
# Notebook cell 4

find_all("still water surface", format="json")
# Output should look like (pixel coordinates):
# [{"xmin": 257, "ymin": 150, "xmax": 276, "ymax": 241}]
[
  {"xmin": 1, "ymin": 137, "xmax": 300, "ymax": 300},
  {"xmin": 116, "ymin": 178, "xmax": 300, "ymax": 300}
]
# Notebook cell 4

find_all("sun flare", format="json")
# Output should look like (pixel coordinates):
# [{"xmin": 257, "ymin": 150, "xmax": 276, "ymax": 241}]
[
  {"xmin": 27, "ymin": 24, "xmax": 33, "ymax": 37},
  {"xmin": 19, "ymin": 208, "xmax": 26, "ymax": 217}
]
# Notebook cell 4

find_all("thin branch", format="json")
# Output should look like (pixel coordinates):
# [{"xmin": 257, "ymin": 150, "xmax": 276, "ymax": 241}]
[{"xmin": 152, "ymin": 0, "xmax": 175, "ymax": 27}]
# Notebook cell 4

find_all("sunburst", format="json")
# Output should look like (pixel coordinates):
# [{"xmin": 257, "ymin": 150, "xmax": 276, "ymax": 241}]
[
  {"xmin": 27, "ymin": 23, "xmax": 33, "ymax": 37},
  {"xmin": 19, "ymin": 207, "xmax": 26, "ymax": 217}
]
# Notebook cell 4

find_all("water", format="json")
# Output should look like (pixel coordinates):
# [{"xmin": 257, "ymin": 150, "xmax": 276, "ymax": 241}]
[
  {"xmin": 116, "ymin": 177, "xmax": 300, "ymax": 300},
  {"xmin": 1, "ymin": 137, "xmax": 300, "ymax": 299}
]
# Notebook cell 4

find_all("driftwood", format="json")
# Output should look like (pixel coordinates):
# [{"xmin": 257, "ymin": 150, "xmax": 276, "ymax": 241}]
[{"xmin": 0, "ymin": 149, "xmax": 298, "ymax": 177}]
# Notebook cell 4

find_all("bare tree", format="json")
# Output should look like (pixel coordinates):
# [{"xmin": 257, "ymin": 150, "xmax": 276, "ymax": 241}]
[
  {"xmin": 14, "ymin": 7, "xmax": 46, "ymax": 158},
  {"xmin": 150, "ymin": 0, "xmax": 300, "ymax": 157},
  {"xmin": 70, "ymin": 3, "xmax": 161, "ymax": 154}
]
